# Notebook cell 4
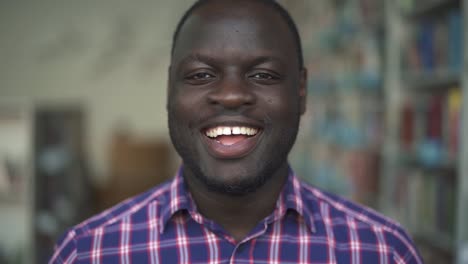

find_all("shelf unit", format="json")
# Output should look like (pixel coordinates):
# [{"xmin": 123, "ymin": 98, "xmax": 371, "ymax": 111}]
[
  {"xmin": 32, "ymin": 107, "xmax": 95, "ymax": 263},
  {"xmin": 380, "ymin": 0, "xmax": 467, "ymax": 263},
  {"xmin": 406, "ymin": 0, "xmax": 460, "ymax": 18},
  {"xmin": 402, "ymin": 70, "xmax": 460, "ymax": 91},
  {"xmin": 285, "ymin": 0, "xmax": 386, "ymax": 208}
]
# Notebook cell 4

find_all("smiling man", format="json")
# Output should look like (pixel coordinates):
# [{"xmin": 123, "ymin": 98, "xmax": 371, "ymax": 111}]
[{"xmin": 50, "ymin": 1, "xmax": 423, "ymax": 263}]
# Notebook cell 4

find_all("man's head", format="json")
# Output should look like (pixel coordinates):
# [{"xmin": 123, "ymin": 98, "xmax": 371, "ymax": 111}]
[
  {"xmin": 167, "ymin": 0, "xmax": 307, "ymax": 195},
  {"xmin": 171, "ymin": 0, "xmax": 305, "ymax": 68}
]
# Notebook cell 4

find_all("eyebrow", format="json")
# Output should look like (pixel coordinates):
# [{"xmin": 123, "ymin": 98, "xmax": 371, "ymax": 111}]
[
  {"xmin": 249, "ymin": 56, "xmax": 286, "ymax": 67},
  {"xmin": 177, "ymin": 53, "xmax": 286, "ymax": 67},
  {"xmin": 178, "ymin": 54, "xmax": 218, "ymax": 65}
]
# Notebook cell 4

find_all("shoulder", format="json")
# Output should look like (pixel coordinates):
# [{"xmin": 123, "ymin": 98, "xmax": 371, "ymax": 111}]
[
  {"xmin": 74, "ymin": 179, "xmax": 172, "ymax": 236},
  {"xmin": 49, "ymin": 179, "xmax": 173, "ymax": 263},
  {"xmin": 300, "ymin": 180, "xmax": 398, "ymax": 229},
  {"xmin": 298, "ymin": 179, "xmax": 422, "ymax": 263}
]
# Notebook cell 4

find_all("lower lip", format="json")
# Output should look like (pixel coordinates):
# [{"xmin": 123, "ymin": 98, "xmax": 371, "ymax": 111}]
[{"xmin": 201, "ymin": 132, "xmax": 262, "ymax": 159}]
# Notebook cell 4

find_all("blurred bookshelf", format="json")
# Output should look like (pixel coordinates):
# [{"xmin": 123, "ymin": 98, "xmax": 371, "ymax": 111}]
[
  {"xmin": 404, "ymin": 0, "xmax": 460, "ymax": 18},
  {"xmin": 403, "ymin": 70, "xmax": 460, "ymax": 91},
  {"xmin": 33, "ymin": 107, "xmax": 95, "ymax": 263},
  {"xmin": 380, "ymin": 0, "xmax": 467, "ymax": 263},
  {"xmin": 287, "ymin": 0, "xmax": 386, "ymax": 208}
]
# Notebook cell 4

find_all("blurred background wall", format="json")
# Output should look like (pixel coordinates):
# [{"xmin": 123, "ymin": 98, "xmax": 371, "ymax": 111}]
[
  {"xmin": 0, "ymin": 0, "xmax": 192, "ymax": 182},
  {"xmin": 0, "ymin": 0, "xmax": 191, "ymax": 262}
]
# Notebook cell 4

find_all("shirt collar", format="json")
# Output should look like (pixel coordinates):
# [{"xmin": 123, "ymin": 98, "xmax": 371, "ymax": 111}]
[
  {"xmin": 158, "ymin": 167, "xmax": 194, "ymax": 233},
  {"xmin": 273, "ymin": 168, "xmax": 316, "ymax": 233},
  {"xmin": 159, "ymin": 166, "xmax": 316, "ymax": 234}
]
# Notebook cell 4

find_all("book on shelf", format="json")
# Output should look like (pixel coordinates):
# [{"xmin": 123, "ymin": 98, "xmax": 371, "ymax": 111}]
[
  {"xmin": 399, "ymin": 88, "xmax": 461, "ymax": 167},
  {"xmin": 446, "ymin": 87, "xmax": 461, "ymax": 160},
  {"xmin": 394, "ymin": 168, "xmax": 456, "ymax": 244},
  {"xmin": 403, "ymin": 8, "xmax": 463, "ymax": 75},
  {"xmin": 448, "ymin": 9, "xmax": 462, "ymax": 71}
]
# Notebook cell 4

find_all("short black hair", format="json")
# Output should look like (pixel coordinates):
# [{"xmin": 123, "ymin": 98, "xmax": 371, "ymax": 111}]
[{"xmin": 171, "ymin": 0, "xmax": 304, "ymax": 68}]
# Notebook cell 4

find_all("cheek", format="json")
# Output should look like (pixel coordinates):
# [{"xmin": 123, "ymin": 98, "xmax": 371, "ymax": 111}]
[
  {"xmin": 169, "ymin": 90, "xmax": 216, "ymax": 136},
  {"xmin": 170, "ymin": 90, "xmax": 204, "ymax": 118},
  {"xmin": 263, "ymin": 90, "xmax": 300, "ymax": 117}
]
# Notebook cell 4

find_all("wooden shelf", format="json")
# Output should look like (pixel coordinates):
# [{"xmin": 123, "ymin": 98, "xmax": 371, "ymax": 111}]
[
  {"xmin": 399, "ymin": 153, "xmax": 458, "ymax": 173},
  {"xmin": 403, "ymin": 70, "xmax": 460, "ymax": 91},
  {"xmin": 406, "ymin": 0, "xmax": 460, "ymax": 19}
]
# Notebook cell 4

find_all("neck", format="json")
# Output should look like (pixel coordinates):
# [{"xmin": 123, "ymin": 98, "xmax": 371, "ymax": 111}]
[{"xmin": 184, "ymin": 163, "xmax": 289, "ymax": 243}]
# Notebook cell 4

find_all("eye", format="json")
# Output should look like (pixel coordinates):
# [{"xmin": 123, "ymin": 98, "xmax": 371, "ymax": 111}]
[
  {"xmin": 189, "ymin": 72, "xmax": 214, "ymax": 80},
  {"xmin": 248, "ymin": 71, "xmax": 281, "ymax": 84},
  {"xmin": 250, "ymin": 72, "xmax": 276, "ymax": 80},
  {"xmin": 184, "ymin": 71, "xmax": 216, "ymax": 84}
]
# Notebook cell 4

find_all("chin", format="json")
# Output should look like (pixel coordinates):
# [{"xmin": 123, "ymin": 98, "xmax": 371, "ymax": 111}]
[
  {"xmin": 198, "ymin": 171, "xmax": 268, "ymax": 196},
  {"xmin": 193, "ymin": 157, "xmax": 277, "ymax": 196}
]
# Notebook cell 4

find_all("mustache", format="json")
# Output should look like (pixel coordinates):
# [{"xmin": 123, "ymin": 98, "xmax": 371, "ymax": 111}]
[{"xmin": 193, "ymin": 108, "xmax": 271, "ymax": 125}]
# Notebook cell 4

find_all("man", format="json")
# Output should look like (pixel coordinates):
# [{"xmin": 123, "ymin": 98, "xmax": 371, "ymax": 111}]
[{"xmin": 50, "ymin": 0, "xmax": 423, "ymax": 263}]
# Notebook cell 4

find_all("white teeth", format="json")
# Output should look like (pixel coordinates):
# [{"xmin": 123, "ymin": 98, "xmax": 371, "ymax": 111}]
[
  {"xmin": 205, "ymin": 126, "xmax": 259, "ymax": 138},
  {"xmin": 223, "ymin": 127, "xmax": 231, "ymax": 135}
]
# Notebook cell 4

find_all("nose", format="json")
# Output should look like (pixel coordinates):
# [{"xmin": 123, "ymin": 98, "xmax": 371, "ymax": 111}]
[{"xmin": 207, "ymin": 74, "xmax": 256, "ymax": 109}]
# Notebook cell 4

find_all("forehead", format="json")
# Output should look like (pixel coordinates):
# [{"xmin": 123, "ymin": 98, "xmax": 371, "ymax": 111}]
[{"xmin": 172, "ymin": 1, "xmax": 298, "ymax": 65}]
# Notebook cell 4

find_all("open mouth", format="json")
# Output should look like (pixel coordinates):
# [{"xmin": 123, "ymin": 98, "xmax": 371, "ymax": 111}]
[
  {"xmin": 206, "ymin": 126, "xmax": 259, "ymax": 145},
  {"xmin": 202, "ymin": 125, "xmax": 262, "ymax": 159}
]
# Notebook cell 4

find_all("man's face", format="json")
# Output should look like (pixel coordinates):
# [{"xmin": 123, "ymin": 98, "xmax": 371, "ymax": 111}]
[{"xmin": 167, "ymin": 1, "xmax": 306, "ymax": 195}]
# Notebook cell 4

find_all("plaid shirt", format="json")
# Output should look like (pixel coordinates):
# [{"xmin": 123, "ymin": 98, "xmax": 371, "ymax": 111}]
[{"xmin": 50, "ymin": 167, "xmax": 422, "ymax": 263}]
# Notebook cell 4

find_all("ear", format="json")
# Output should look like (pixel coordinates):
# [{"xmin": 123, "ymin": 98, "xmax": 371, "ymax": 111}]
[
  {"xmin": 166, "ymin": 65, "xmax": 172, "ymax": 112},
  {"xmin": 299, "ymin": 68, "xmax": 307, "ymax": 115}
]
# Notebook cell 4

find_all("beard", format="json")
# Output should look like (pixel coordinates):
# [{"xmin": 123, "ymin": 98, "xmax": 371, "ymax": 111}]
[
  {"xmin": 184, "ymin": 155, "xmax": 276, "ymax": 196},
  {"xmin": 167, "ymin": 107, "xmax": 301, "ymax": 196}
]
